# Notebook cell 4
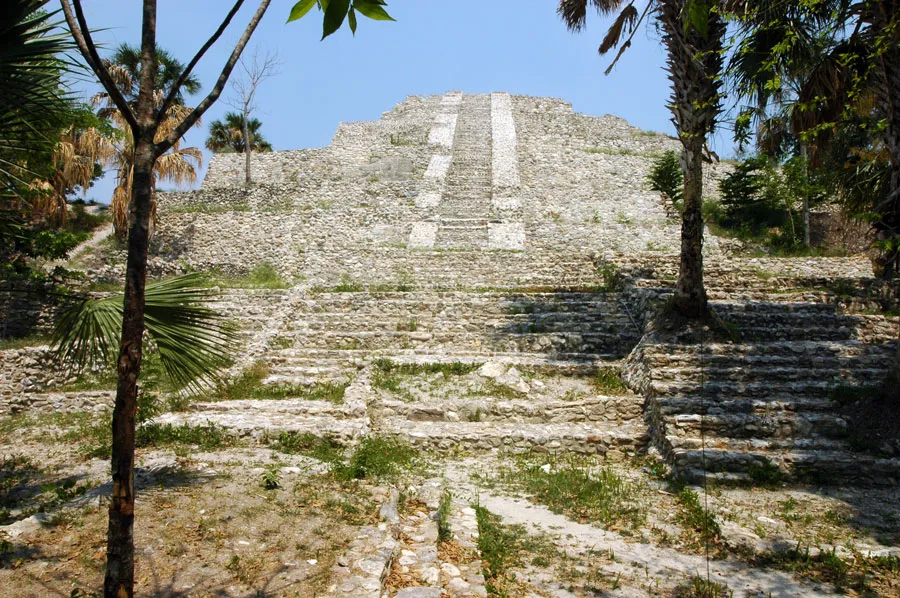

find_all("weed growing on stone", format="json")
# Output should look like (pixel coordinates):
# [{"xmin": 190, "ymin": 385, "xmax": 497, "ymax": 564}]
[
  {"xmin": 584, "ymin": 147, "xmax": 642, "ymax": 157},
  {"xmin": 673, "ymin": 575, "xmax": 733, "ymax": 597},
  {"xmin": 752, "ymin": 543, "xmax": 900, "ymax": 594},
  {"xmin": 334, "ymin": 437, "xmax": 420, "ymax": 481},
  {"xmin": 247, "ymin": 262, "xmax": 289, "ymax": 289},
  {"xmin": 596, "ymin": 261, "xmax": 626, "ymax": 292},
  {"xmin": 616, "ymin": 212, "xmax": 634, "ymax": 225},
  {"xmin": 389, "ymin": 134, "xmax": 417, "ymax": 146},
  {"xmin": 270, "ymin": 432, "xmax": 343, "ymax": 462},
  {"xmin": 498, "ymin": 455, "xmax": 646, "ymax": 531},
  {"xmin": 0, "ymin": 334, "xmax": 52, "ymax": 350},
  {"xmin": 372, "ymin": 359, "xmax": 479, "ymax": 396},
  {"xmin": 136, "ymin": 422, "xmax": 235, "ymax": 452},
  {"xmin": 475, "ymin": 505, "xmax": 527, "ymax": 596},
  {"xmin": 829, "ymin": 383, "xmax": 875, "ymax": 405},
  {"xmin": 747, "ymin": 459, "xmax": 784, "ymax": 488},
  {"xmin": 261, "ymin": 467, "xmax": 281, "ymax": 490},
  {"xmin": 474, "ymin": 505, "xmax": 560, "ymax": 596},
  {"xmin": 675, "ymin": 487, "xmax": 721, "ymax": 549},
  {"xmin": 438, "ymin": 489, "xmax": 453, "ymax": 543},
  {"xmin": 591, "ymin": 367, "xmax": 627, "ymax": 395},
  {"xmin": 216, "ymin": 362, "xmax": 347, "ymax": 403}
]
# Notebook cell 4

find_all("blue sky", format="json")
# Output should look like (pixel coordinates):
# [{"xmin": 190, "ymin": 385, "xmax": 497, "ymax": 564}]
[{"xmin": 74, "ymin": 0, "xmax": 735, "ymax": 202}]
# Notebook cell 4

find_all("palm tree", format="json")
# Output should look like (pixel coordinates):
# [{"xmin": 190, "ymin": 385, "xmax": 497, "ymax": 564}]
[
  {"xmin": 206, "ymin": 111, "xmax": 272, "ymax": 153},
  {"xmin": 0, "ymin": 1, "xmax": 75, "ymax": 197},
  {"xmin": 559, "ymin": 0, "xmax": 726, "ymax": 316},
  {"xmin": 93, "ymin": 45, "xmax": 203, "ymax": 241},
  {"xmin": 790, "ymin": 2, "xmax": 900, "ymax": 277},
  {"xmin": 728, "ymin": 1, "xmax": 843, "ymax": 246}
]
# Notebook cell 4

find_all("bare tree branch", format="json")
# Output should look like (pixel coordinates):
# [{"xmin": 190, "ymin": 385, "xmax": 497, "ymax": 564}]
[
  {"xmin": 226, "ymin": 47, "xmax": 281, "ymax": 184},
  {"xmin": 231, "ymin": 48, "xmax": 281, "ymax": 116},
  {"xmin": 157, "ymin": 0, "xmax": 246, "ymax": 121},
  {"xmin": 157, "ymin": 0, "xmax": 273, "ymax": 154},
  {"xmin": 60, "ymin": 0, "xmax": 139, "ymax": 132}
]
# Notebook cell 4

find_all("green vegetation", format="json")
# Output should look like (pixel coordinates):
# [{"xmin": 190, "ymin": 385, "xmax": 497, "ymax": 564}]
[
  {"xmin": 260, "ymin": 467, "xmax": 281, "ymax": 490},
  {"xmin": 647, "ymin": 150, "xmax": 683, "ymax": 212},
  {"xmin": 438, "ymin": 489, "xmax": 453, "ymax": 542},
  {"xmin": 474, "ymin": 505, "xmax": 560, "ymax": 597},
  {"xmin": 496, "ymin": 455, "xmax": 646, "ymax": 531},
  {"xmin": 271, "ymin": 431, "xmax": 343, "ymax": 462},
  {"xmin": 753, "ymin": 543, "xmax": 900, "ymax": 595},
  {"xmin": 371, "ymin": 358, "xmax": 479, "ymax": 396},
  {"xmin": 136, "ymin": 422, "xmax": 235, "ymax": 452},
  {"xmin": 596, "ymin": 261, "xmax": 626, "ymax": 293},
  {"xmin": 389, "ymin": 133, "xmax": 417, "ymax": 146},
  {"xmin": 584, "ymin": 146, "xmax": 648, "ymax": 157},
  {"xmin": 0, "ymin": 455, "xmax": 95, "ymax": 527},
  {"xmin": 208, "ymin": 262, "xmax": 290, "ymax": 289},
  {"xmin": 747, "ymin": 459, "xmax": 784, "ymax": 488},
  {"xmin": 270, "ymin": 433, "xmax": 419, "ymax": 482},
  {"xmin": 216, "ymin": 362, "xmax": 347, "ymax": 403},
  {"xmin": 54, "ymin": 273, "xmax": 239, "ymax": 394},
  {"xmin": 0, "ymin": 334, "xmax": 52, "ymax": 350},
  {"xmin": 673, "ymin": 575, "xmax": 734, "ymax": 598},
  {"xmin": 591, "ymin": 368, "xmax": 628, "ymax": 395},
  {"xmin": 676, "ymin": 487, "xmax": 721, "ymax": 548},
  {"xmin": 476, "ymin": 506, "xmax": 524, "ymax": 596}
]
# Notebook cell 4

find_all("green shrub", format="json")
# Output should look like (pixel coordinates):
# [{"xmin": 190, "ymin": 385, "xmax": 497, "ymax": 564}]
[{"xmin": 647, "ymin": 151, "xmax": 684, "ymax": 212}]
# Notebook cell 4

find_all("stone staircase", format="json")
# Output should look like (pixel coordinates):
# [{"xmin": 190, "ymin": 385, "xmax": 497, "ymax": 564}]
[
  {"xmin": 629, "ymin": 298, "xmax": 900, "ymax": 485},
  {"xmin": 433, "ymin": 94, "xmax": 493, "ymax": 250},
  {"xmin": 262, "ymin": 291, "xmax": 641, "ymax": 383}
]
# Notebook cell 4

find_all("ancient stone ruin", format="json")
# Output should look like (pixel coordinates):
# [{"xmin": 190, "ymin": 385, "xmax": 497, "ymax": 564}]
[{"xmin": 3, "ymin": 92, "xmax": 899, "ymax": 596}]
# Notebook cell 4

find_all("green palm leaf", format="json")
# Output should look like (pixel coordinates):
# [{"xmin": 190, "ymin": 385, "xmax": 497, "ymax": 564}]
[
  {"xmin": 0, "ymin": 1, "xmax": 79, "ymax": 190},
  {"xmin": 53, "ymin": 273, "xmax": 240, "ymax": 393}
]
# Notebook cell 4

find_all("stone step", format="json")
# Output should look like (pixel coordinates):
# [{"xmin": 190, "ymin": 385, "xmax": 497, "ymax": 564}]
[
  {"xmin": 282, "ymin": 329, "xmax": 637, "ymax": 355},
  {"xmin": 181, "ymin": 398, "xmax": 365, "ymax": 419},
  {"xmin": 150, "ymin": 410, "xmax": 367, "ymax": 443},
  {"xmin": 373, "ymin": 395, "xmax": 643, "ymax": 425},
  {"xmin": 662, "ymin": 410, "xmax": 849, "ymax": 441},
  {"xmin": 262, "ymin": 351, "xmax": 617, "ymax": 384},
  {"xmin": 676, "ymin": 448, "xmax": 900, "ymax": 486},
  {"xmin": 643, "ymin": 340, "xmax": 895, "ymax": 361},
  {"xmin": 650, "ymin": 365, "xmax": 888, "ymax": 384},
  {"xmin": 656, "ymin": 396, "xmax": 839, "ymax": 415},
  {"xmin": 650, "ymin": 378, "xmax": 875, "ymax": 399},
  {"xmin": 291, "ymin": 314, "xmax": 634, "ymax": 334},
  {"xmin": 669, "ymin": 432, "xmax": 851, "ymax": 453},
  {"xmin": 379, "ymin": 419, "xmax": 647, "ymax": 457},
  {"xmin": 296, "ymin": 291, "xmax": 628, "ymax": 311}
]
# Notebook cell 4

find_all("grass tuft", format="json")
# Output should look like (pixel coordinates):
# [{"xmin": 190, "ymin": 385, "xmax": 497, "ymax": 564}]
[{"xmin": 498, "ymin": 456, "xmax": 645, "ymax": 531}]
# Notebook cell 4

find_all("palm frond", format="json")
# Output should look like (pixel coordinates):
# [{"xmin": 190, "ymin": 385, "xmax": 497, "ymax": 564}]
[
  {"xmin": 53, "ymin": 273, "xmax": 240, "ymax": 393},
  {"xmin": 599, "ymin": 4, "xmax": 638, "ymax": 54}
]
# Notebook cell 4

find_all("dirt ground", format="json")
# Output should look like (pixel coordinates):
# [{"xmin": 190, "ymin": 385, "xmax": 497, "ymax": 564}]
[{"xmin": 2, "ymin": 411, "xmax": 899, "ymax": 597}]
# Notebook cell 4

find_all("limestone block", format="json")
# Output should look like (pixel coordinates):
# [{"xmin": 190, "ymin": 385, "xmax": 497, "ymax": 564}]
[
  {"xmin": 488, "ymin": 223, "xmax": 525, "ymax": 251},
  {"xmin": 409, "ymin": 222, "xmax": 439, "ymax": 249}
]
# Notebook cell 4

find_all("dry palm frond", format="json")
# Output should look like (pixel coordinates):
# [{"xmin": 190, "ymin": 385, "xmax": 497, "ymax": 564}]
[
  {"xmin": 599, "ymin": 3, "xmax": 638, "ymax": 54},
  {"xmin": 111, "ymin": 185, "xmax": 129, "ymax": 241},
  {"xmin": 155, "ymin": 147, "xmax": 202, "ymax": 187}
]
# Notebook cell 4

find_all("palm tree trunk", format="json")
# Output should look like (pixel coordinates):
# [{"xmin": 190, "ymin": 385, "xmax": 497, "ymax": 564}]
[
  {"xmin": 676, "ymin": 140, "xmax": 707, "ymax": 316},
  {"xmin": 662, "ymin": 0, "xmax": 725, "ymax": 317}
]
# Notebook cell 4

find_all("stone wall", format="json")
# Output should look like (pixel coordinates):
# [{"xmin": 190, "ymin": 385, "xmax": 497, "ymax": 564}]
[{"xmin": 0, "ymin": 281, "xmax": 70, "ymax": 338}]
